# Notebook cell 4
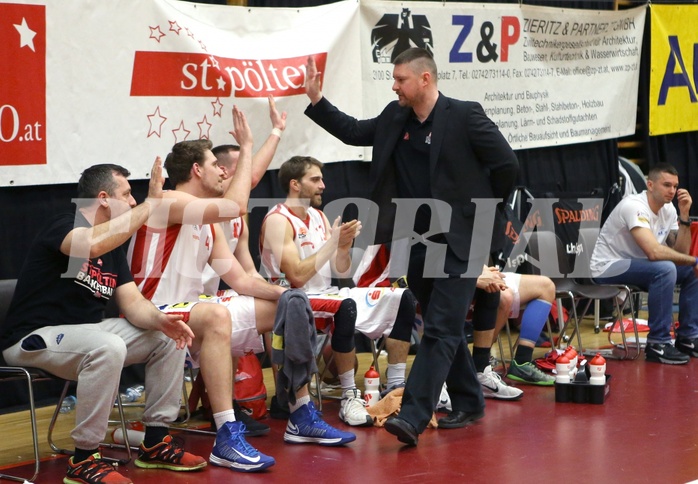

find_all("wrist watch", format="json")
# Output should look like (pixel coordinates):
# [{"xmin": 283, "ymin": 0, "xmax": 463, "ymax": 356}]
[{"xmin": 679, "ymin": 218, "xmax": 691, "ymax": 227}]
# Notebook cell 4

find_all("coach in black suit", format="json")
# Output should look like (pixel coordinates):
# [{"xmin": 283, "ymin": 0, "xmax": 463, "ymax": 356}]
[{"xmin": 304, "ymin": 48, "xmax": 518, "ymax": 445}]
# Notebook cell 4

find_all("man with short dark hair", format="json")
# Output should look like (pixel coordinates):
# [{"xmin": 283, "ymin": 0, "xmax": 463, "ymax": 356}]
[
  {"xmin": 201, "ymin": 95, "xmax": 287, "ymax": 437},
  {"xmin": 199, "ymin": 100, "xmax": 356, "ymax": 446},
  {"xmin": 129, "ymin": 108, "xmax": 282, "ymax": 472},
  {"xmin": 260, "ymin": 156, "xmax": 417, "ymax": 427},
  {"xmin": 304, "ymin": 47, "xmax": 519, "ymax": 445},
  {"xmin": 0, "ymin": 159, "xmax": 206, "ymax": 484},
  {"xmin": 130, "ymin": 107, "xmax": 355, "ymax": 464},
  {"xmin": 591, "ymin": 162, "xmax": 698, "ymax": 364}
]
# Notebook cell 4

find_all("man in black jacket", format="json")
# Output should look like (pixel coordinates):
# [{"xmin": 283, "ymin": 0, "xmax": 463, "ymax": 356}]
[{"xmin": 304, "ymin": 48, "xmax": 519, "ymax": 445}]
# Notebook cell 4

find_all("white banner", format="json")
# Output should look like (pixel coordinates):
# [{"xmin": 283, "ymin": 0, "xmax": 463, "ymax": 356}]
[
  {"xmin": 1, "ymin": 0, "xmax": 645, "ymax": 187},
  {"xmin": 1, "ymin": 0, "xmax": 363, "ymax": 186},
  {"xmin": 360, "ymin": 1, "xmax": 645, "ymax": 151}
]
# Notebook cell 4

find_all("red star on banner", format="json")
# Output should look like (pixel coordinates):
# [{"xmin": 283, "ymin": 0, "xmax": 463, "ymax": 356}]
[
  {"xmin": 172, "ymin": 121, "xmax": 190, "ymax": 143},
  {"xmin": 168, "ymin": 20, "xmax": 181, "ymax": 35},
  {"xmin": 146, "ymin": 106, "xmax": 167, "ymax": 138},
  {"xmin": 208, "ymin": 55, "xmax": 219, "ymax": 69},
  {"xmin": 185, "ymin": 27, "xmax": 194, "ymax": 39},
  {"xmin": 197, "ymin": 115, "xmax": 213, "ymax": 139},
  {"xmin": 211, "ymin": 98, "xmax": 224, "ymax": 117},
  {"xmin": 198, "ymin": 39, "xmax": 207, "ymax": 52},
  {"xmin": 149, "ymin": 25, "xmax": 165, "ymax": 42}
]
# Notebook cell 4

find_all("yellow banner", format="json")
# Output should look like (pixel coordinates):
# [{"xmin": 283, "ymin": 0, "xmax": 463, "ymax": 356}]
[{"xmin": 650, "ymin": 4, "xmax": 698, "ymax": 135}]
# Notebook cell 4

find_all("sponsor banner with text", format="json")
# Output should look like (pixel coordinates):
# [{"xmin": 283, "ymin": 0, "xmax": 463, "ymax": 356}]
[
  {"xmin": 0, "ymin": 0, "xmax": 362, "ymax": 186},
  {"xmin": 649, "ymin": 4, "xmax": 698, "ymax": 136},
  {"xmin": 1, "ymin": 0, "xmax": 645, "ymax": 186},
  {"xmin": 360, "ymin": 1, "xmax": 645, "ymax": 151}
]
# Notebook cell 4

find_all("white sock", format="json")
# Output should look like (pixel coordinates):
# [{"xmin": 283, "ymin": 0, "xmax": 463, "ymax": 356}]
[
  {"xmin": 213, "ymin": 409, "xmax": 236, "ymax": 430},
  {"xmin": 386, "ymin": 363, "xmax": 406, "ymax": 388},
  {"xmin": 289, "ymin": 395, "xmax": 311, "ymax": 413},
  {"xmin": 338, "ymin": 369, "xmax": 356, "ymax": 393}
]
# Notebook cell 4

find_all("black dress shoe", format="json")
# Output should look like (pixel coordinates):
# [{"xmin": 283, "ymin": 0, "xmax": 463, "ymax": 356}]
[
  {"xmin": 437, "ymin": 409, "xmax": 485, "ymax": 429},
  {"xmin": 384, "ymin": 416, "xmax": 419, "ymax": 446}
]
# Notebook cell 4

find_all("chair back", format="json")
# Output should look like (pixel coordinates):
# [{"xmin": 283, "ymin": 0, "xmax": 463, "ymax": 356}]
[
  {"xmin": 574, "ymin": 227, "xmax": 603, "ymax": 282},
  {"xmin": 0, "ymin": 279, "xmax": 17, "ymax": 328},
  {"xmin": 519, "ymin": 230, "xmax": 571, "ymax": 278}
]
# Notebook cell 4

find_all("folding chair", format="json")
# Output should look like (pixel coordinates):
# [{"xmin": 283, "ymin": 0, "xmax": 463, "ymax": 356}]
[
  {"xmin": 0, "ymin": 360, "xmax": 132, "ymax": 483},
  {"xmin": 0, "ymin": 279, "xmax": 132, "ymax": 482},
  {"xmin": 576, "ymin": 228, "xmax": 643, "ymax": 359},
  {"xmin": 522, "ymin": 230, "xmax": 641, "ymax": 359},
  {"xmin": 495, "ymin": 320, "xmax": 515, "ymax": 372},
  {"xmin": 0, "ymin": 359, "xmax": 53, "ymax": 483},
  {"xmin": 46, "ymin": 381, "xmax": 133, "ymax": 461},
  {"xmin": 116, "ymin": 366, "xmax": 193, "ymax": 430}
]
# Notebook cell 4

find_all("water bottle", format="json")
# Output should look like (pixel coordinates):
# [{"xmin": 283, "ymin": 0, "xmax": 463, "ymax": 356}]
[
  {"xmin": 112, "ymin": 427, "xmax": 145, "ymax": 446},
  {"xmin": 562, "ymin": 346, "xmax": 578, "ymax": 377},
  {"xmin": 59, "ymin": 395, "xmax": 77, "ymax": 413},
  {"xmin": 554, "ymin": 354, "xmax": 571, "ymax": 384},
  {"xmin": 588, "ymin": 353, "xmax": 607, "ymax": 385},
  {"xmin": 119, "ymin": 384, "xmax": 145, "ymax": 403},
  {"xmin": 275, "ymin": 272, "xmax": 290, "ymax": 288},
  {"xmin": 363, "ymin": 366, "xmax": 381, "ymax": 407}
]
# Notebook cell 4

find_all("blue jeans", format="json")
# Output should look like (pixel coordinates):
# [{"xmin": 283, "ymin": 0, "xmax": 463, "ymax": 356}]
[{"xmin": 594, "ymin": 259, "xmax": 698, "ymax": 344}]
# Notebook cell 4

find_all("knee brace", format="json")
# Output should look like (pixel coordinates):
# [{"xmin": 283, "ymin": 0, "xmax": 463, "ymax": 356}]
[
  {"xmin": 471, "ymin": 289, "xmax": 499, "ymax": 332},
  {"xmin": 331, "ymin": 298, "xmax": 357, "ymax": 353}
]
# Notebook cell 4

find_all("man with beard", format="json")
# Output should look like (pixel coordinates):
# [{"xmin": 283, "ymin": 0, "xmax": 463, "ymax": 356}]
[{"xmin": 260, "ymin": 156, "xmax": 417, "ymax": 427}]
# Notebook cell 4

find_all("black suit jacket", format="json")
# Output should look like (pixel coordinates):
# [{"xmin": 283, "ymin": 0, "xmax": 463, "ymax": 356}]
[{"xmin": 305, "ymin": 93, "xmax": 519, "ymax": 262}]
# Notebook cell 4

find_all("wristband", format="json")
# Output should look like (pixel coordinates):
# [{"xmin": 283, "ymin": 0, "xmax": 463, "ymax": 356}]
[
  {"xmin": 679, "ymin": 218, "xmax": 691, "ymax": 227},
  {"xmin": 271, "ymin": 127, "xmax": 282, "ymax": 138}
]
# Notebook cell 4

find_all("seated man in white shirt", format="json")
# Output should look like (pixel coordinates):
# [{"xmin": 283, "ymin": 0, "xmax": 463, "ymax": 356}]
[{"xmin": 591, "ymin": 162, "xmax": 698, "ymax": 365}]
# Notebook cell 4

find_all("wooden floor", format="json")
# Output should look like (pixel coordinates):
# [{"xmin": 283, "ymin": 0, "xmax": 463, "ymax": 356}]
[{"xmin": 2, "ymin": 316, "xmax": 698, "ymax": 484}]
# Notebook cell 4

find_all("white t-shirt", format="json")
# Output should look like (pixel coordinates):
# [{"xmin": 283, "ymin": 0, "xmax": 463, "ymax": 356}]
[{"xmin": 590, "ymin": 191, "xmax": 678, "ymax": 277}]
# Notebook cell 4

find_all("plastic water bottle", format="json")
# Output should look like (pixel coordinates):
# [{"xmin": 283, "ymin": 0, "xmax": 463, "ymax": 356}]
[
  {"xmin": 554, "ymin": 355, "xmax": 571, "ymax": 384},
  {"xmin": 588, "ymin": 353, "xmax": 607, "ymax": 385},
  {"xmin": 119, "ymin": 384, "xmax": 145, "ymax": 403},
  {"xmin": 363, "ymin": 366, "xmax": 380, "ymax": 407},
  {"xmin": 275, "ymin": 273, "xmax": 290, "ymax": 288},
  {"xmin": 563, "ymin": 346, "xmax": 578, "ymax": 377},
  {"xmin": 112, "ymin": 427, "xmax": 145, "ymax": 446},
  {"xmin": 59, "ymin": 395, "xmax": 77, "ymax": 413}
]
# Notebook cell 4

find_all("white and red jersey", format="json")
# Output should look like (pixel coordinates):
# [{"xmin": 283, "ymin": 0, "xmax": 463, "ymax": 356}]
[
  {"xmin": 261, "ymin": 203, "xmax": 332, "ymax": 293},
  {"xmin": 352, "ymin": 244, "xmax": 392, "ymax": 288},
  {"xmin": 201, "ymin": 217, "xmax": 244, "ymax": 295},
  {"xmin": 128, "ymin": 223, "xmax": 214, "ymax": 305},
  {"xmin": 261, "ymin": 203, "xmax": 405, "ymax": 339}
]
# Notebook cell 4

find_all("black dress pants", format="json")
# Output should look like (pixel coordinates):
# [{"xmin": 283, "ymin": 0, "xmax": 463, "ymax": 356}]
[{"xmin": 399, "ymin": 242, "xmax": 485, "ymax": 433}]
